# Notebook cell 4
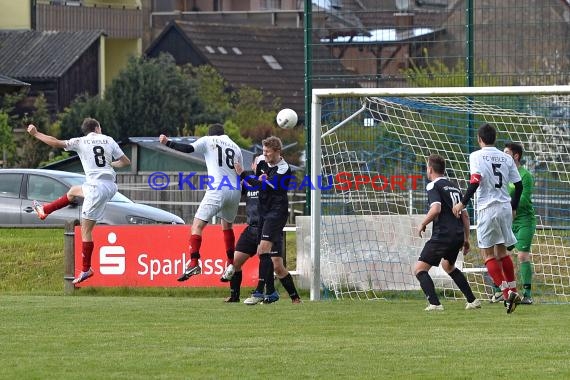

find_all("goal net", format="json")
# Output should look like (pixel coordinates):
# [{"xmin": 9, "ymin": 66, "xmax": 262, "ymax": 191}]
[{"xmin": 309, "ymin": 86, "xmax": 570, "ymax": 303}]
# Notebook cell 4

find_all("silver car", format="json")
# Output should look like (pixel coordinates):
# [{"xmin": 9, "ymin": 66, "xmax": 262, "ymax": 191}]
[{"xmin": 0, "ymin": 168, "xmax": 184, "ymax": 225}]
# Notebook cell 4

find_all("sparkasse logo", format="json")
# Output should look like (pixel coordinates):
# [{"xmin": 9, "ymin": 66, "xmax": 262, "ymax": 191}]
[{"xmin": 99, "ymin": 232, "xmax": 126, "ymax": 275}]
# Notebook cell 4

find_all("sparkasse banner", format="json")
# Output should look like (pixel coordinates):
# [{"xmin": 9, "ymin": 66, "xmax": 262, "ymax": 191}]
[{"xmin": 73, "ymin": 224, "xmax": 258, "ymax": 287}]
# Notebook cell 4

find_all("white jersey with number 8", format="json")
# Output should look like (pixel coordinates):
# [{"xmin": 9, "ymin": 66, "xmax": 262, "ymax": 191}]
[{"xmin": 65, "ymin": 132, "xmax": 125, "ymax": 183}]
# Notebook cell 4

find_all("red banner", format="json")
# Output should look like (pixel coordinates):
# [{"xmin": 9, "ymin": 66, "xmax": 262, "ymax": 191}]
[{"xmin": 73, "ymin": 224, "xmax": 258, "ymax": 287}]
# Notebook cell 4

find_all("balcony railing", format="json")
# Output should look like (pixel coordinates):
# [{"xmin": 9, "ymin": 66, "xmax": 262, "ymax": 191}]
[{"xmin": 35, "ymin": 1, "xmax": 143, "ymax": 39}]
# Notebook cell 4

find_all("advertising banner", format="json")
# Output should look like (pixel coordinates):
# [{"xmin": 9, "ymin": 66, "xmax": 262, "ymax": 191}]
[{"xmin": 73, "ymin": 224, "xmax": 257, "ymax": 287}]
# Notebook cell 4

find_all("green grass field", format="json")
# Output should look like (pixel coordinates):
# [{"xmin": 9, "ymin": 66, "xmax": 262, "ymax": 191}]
[{"xmin": 1, "ymin": 228, "xmax": 570, "ymax": 379}]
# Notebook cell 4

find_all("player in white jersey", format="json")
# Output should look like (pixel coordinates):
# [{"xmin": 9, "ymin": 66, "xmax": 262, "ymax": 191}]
[
  {"xmin": 28, "ymin": 118, "xmax": 131, "ymax": 284},
  {"xmin": 159, "ymin": 123, "xmax": 243, "ymax": 281},
  {"xmin": 452, "ymin": 123, "xmax": 524, "ymax": 314}
]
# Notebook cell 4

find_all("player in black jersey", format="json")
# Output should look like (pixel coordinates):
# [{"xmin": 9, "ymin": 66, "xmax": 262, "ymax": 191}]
[
  {"xmin": 223, "ymin": 164, "xmax": 300, "ymax": 304},
  {"xmin": 234, "ymin": 136, "xmax": 295, "ymax": 304},
  {"xmin": 414, "ymin": 154, "xmax": 481, "ymax": 311}
]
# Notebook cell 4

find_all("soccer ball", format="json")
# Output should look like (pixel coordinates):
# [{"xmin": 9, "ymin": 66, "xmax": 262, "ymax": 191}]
[{"xmin": 276, "ymin": 108, "xmax": 298, "ymax": 129}]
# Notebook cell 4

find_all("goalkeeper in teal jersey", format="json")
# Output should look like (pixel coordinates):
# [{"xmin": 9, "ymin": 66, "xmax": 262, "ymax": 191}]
[{"xmin": 490, "ymin": 142, "xmax": 536, "ymax": 304}]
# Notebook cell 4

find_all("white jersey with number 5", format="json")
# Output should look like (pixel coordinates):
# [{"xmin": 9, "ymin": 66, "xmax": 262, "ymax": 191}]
[
  {"xmin": 65, "ymin": 132, "xmax": 125, "ymax": 183},
  {"xmin": 469, "ymin": 146, "xmax": 521, "ymax": 210},
  {"xmin": 192, "ymin": 135, "xmax": 243, "ymax": 191}
]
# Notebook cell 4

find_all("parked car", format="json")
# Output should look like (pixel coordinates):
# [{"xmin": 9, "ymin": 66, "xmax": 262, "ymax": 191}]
[{"xmin": 0, "ymin": 169, "xmax": 185, "ymax": 225}]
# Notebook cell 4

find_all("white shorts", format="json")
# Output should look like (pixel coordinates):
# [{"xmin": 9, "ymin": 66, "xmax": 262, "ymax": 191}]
[
  {"xmin": 194, "ymin": 189, "xmax": 241, "ymax": 224},
  {"xmin": 476, "ymin": 202, "xmax": 517, "ymax": 249},
  {"xmin": 81, "ymin": 181, "xmax": 118, "ymax": 221}
]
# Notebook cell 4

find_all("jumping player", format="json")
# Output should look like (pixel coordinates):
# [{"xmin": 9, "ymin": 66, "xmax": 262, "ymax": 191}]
[
  {"xmin": 159, "ymin": 123, "xmax": 243, "ymax": 281},
  {"xmin": 28, "ymin": 118, "xmax": 131, "ymax": 284}
]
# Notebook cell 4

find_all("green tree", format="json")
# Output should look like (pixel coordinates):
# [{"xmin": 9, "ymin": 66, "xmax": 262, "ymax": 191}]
[
  {"xmin": 18, "ymin": 94, "xmax": 52, "ymax": 168},
  {"xmin": 58, "ymin": 94, "xmax": 116, "ymax": 140},
  {"xmin": 0, "ymin": 112, "xmax": 16, "ymax": 167},
  {"xmin": 105, "ymin": 53, "xmax": 204, "ymax": 140}
]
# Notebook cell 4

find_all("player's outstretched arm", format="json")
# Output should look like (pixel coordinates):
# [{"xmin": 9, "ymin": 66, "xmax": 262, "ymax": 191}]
[
  {"xmin": 159, "ymin": 134, "xmax": 194, "ymax": 153},
  {"xmin": 27, "ymin": 124, "xmax": 66, "ymax": 149},
  {"xmin": 112, "ymin": 155, "xmax": 131, "ymax": 168}
]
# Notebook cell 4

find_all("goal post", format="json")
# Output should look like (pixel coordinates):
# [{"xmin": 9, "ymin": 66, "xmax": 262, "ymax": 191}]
[{"xmin": 309, "ymin": 85, "xmax": 570, "ymax": 302}]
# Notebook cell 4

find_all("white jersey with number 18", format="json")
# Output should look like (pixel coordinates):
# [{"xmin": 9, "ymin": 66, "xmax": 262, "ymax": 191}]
[
  {"xmin": 469, "ymin": 146, "xmax": 521, "ymax": 211},
  {"xmin": 192, "ymin": 135, "xmax": 243, "ymax": 191},
  {"xmin": 65, "ymin": 132, "xmax": 125, "ymax": 183}
]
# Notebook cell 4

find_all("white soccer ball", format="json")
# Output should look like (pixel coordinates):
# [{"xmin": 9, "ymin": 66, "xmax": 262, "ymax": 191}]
[{"xmin": 276, "ymin": 108, "xmax": 298, "ymax": 129}]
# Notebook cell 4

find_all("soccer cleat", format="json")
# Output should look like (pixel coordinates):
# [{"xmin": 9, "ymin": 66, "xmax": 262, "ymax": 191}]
[
  {"xmin": 72, "ymin": 268, "xmax": 94, "ymax": 284},
  {"xmin": 489, "ymin": 291, "xmax": 504, "ymax": 303},
  {"xmin": 220, "ymin": 264, "xmax": 235, "ymax": 282},
  {"xmin": 32, "ymin": 200, "xmax": 47, "ymax": 220},
  {"xmin": 224, "ymin": 296, "xmax": 240, "ymax": 303},
  {"xmin": 177, "ymin": 264, "xmax": 201, "ymax": 282},
  {"xmin": 243, "ymin": 291, "xmax": 264, "ymax": 305},
  {"xmin": 465, "ymin": 299, "xmax": 482, "ymax": 310},
  {"xmin": 263, "ymin": 291, "xmax": 280, "ymax": 304},
  {"xmin": 292, "ymin": 297, "xmax": 302, "ymax": 304},
  {"xmin": 506, "ymin": 290, "xmax": 522, "ymax": 314},
  {"xmin": 520, "ymin": 296, "xmax": 533, "ymax": 305},
  {"xmin": 424, "ymin": 304, "xmax": 444, "ymax": 311}
]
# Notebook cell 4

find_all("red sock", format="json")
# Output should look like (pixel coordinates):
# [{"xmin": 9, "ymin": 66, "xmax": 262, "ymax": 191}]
[
  {"xmin": 43, "ymin": 194, "xmax": 71, "ymax": 215},
  {"xmin": 223, "ymin": 229, "xmax": 235, "ymax": 264},
  {"xmin": 82, "ymin": 241, "xmax": 94, "ymax": 272},
  {"xmin": 485, "ymin": 257, "xmax": 505, "ymax": 286},
  {"xmin": 189, "ymin": 234, "xmax": 202, "ymax": 266},
  {"xmin": 500, "ymin": 256, "xmax": 517, "ymax": 292}
]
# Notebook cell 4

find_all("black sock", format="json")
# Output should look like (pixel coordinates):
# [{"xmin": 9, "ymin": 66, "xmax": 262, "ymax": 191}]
[
  {"xmin": 255, "ymin": 255, "xmax": 272, "ymax": 293},
  {"xmin": 230, "ymin": 270, "xmax": 242, "ymax": 299},
  {"xmin": 262, "ymin": 255, "xmax": 275, "ymax": 294},
  {"xmin": 416, "ymin": 270, "xmax": 440, "ymax": 305},
  {"xmin": 448, "ymin": 268, "xmax": 476, "ymax": 303},
  {"xmin": 279, "ymin": 273, "xmax": 299, "ymax": 299}
]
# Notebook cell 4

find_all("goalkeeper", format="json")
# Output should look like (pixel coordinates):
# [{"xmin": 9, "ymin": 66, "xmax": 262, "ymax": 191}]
[{"xmin": 489, "ymin": 143, "xmax": 536, "ymax": 305}]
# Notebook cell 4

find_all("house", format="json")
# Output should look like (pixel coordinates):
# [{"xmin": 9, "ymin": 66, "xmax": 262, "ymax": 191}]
[
  {"xmin": 0, "ymin": 30, "xmax": 104, "ymax": 115},
  {"xmin": 0, "ymin": 0, "xmax": 144, "ymax": 114},
  {"xmin": 145, "ymin": 20, "xmax": 359, "ymax": 119}
]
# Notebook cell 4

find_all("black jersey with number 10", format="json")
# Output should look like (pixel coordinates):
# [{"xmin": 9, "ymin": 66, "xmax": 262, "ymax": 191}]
[{"xmin": 426, "ymin": 177, "xmax": 465, "ymax": 242}]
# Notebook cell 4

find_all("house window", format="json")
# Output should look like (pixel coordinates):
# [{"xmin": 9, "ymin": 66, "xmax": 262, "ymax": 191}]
[
  {"xmin": 217, "ymin": 47, "xmax": 228, "ymax": 54},
  {"xmin": 260, "ymin": 0, "xmax": 282, "ymax": 10},
  {"xmin": 262, "ymin": 55, "xmax": 282, "ymax": 70},
  {"xmin": 205, "ymin": 46, "xmax": 215, "ymax": 53}
]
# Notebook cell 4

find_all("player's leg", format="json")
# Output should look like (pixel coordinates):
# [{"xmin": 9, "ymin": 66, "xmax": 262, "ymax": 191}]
[
  {"xmin": 414, "ymin": 241, "xmax": 443, "ymax": 310},
  {"xmin": 271, "ymin": 243, "xmax": 301, "ymax": 303},
  {"xmin": 258, "ymin": 215, "xmax": 287, "ymax": 303},
  {"xmin": 515, "ymin": 220, "xmax": 536, "ymax": 304},
  {"xmin": 72, "ymin": 183, "xmax": 113, "ymax": 284},
  {"xmin": 219, "ymin": 191, "xmax": 241, "ymax": 281},
  {"xmin": 178, "ymin": 193, "xmax": 220, "ymax": 281},
  {"xmin": 225, "ymin": 250, "xmax": 251, "ymax": 302},
  {"xmin": 32, "ymin": 184, "xmax": 83, "ymax": 220},
  {"xmin": 478, "ymin": 206, "xmax": 511, "ymax": 301},
  {"xmin": 227, "ymin": 226, "xmax": 257, "ymax": 302},
  {"xmin": 441, "ymin": 241, "xmax": 479, "ymax": 308}
]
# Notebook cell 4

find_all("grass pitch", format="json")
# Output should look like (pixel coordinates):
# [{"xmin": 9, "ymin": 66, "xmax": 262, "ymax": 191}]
[
  {"xmin": 1, "ymin": 228, "xmax": 570, "ymax": 379},
  {"xmin": 1, "ymin": 295, "xmax": 569, "ymax": 379}
]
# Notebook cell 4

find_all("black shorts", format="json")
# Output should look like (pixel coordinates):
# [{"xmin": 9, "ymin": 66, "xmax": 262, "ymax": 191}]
[
  {"xmin": 259, "ymin": 212, "xmax": 287, "ymax": 245},
  {"xmin": 418, "ymin": 239, "xmax": 464, "ymax": 267},
  {"xmin": 235, "ymin": 225, "xmax": 283, "ymax": 257}
]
